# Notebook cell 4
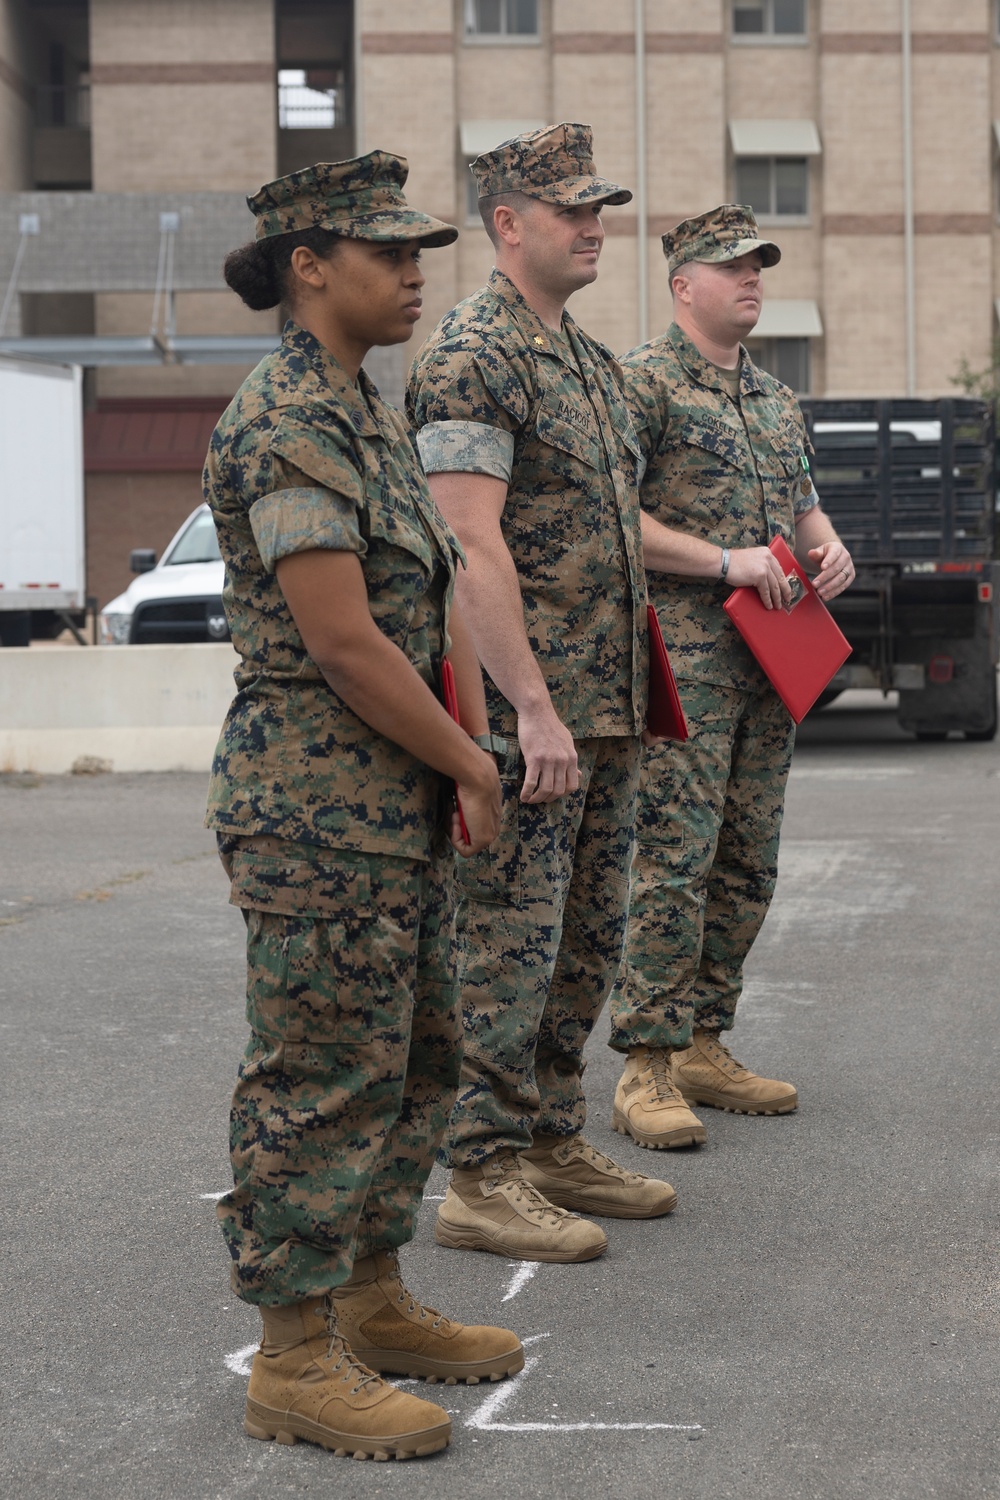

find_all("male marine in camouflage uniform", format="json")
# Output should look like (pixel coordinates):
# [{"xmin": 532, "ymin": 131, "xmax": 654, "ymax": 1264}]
[
  {"xmin": 407, "ymin": 124, "xmax": 676, "ymax": 1262},
  {"xmin": 610, "ymin": 206, "xmax": 854, "ymax": 1150}
]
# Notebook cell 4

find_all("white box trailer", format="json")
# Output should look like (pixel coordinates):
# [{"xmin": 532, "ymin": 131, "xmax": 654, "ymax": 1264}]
[{"xmin": 0, "ymin": 355, "xmax": 85, "ymax": 641}]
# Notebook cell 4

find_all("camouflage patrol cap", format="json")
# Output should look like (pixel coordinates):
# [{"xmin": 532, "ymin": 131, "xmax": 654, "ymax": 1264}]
[
  {"xmin": 471, "ymin": 122, "xmax": 632, "ymax": 206},
  {"xmin": 248, "ymin": 151, "xmax": 458, "ymax": 247},
  {"xmin": 662, "ymin": 204, "xmax": 781, "ymax": 280}
]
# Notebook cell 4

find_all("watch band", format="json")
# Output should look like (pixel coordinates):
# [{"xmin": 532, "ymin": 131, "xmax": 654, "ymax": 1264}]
[
  {"xmin": 719, "ymin": 547, "xmax": 731, "ymax": 583},
  {"xmin": 472, "ymin": 732, "xmax": 510, "ymax": 757}
]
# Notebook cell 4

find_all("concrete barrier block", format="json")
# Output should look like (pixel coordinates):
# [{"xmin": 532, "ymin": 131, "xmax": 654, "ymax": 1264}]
[{"xmin": 0, "ymin": 643, "xmax": 238, "ymax": 773}]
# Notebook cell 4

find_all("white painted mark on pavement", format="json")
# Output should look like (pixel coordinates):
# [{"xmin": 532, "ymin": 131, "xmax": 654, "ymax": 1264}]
[
  {"xmin": 225, "ymin": 1342, "xmax": 257, "ymax": 1377},
  {"xmin": 766, "ymin": 840, "xmax": 913, "ymax": 942},
  {"xmin": 502, "ymin": 1261, "xmax": 539, "ymax": 1302},
  {"xmin": 200, "ymin": 1191, "xmax": 226, "ymax": 1200},
  {"xmin": 466, "ymin": 1349, "xmax": 701, "ymax": 1434},
  {"xmin": 739, "ymin": 979, "xmax": 817, "ymax": 1024},
  {"xmin": 223, "ymin": 1332, "xmax": 550, "ymax": 1384},
  {"xmin": 789, "ymin": 767, "xmax": 915, "ymax": 780}
]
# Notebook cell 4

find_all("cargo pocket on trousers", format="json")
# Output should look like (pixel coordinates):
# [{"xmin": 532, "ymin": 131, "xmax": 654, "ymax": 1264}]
[
  {"xmin": 637, "ymin": 814, "xmax": 685, "ymax": 851},
  {"xmin": 237, "ymin": 852, "xmax": 374, "ymax": 1045}
]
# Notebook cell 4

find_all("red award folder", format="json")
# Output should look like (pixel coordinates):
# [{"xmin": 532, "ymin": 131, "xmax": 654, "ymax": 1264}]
[
  {"xmin": 646, "ymin": 604, "xmax": 689, "ymax": 741},
  {"xmin": 722, "ymin": 535, "xmax": 852, "ymax": 724},
  {"xmin": 440, "ymin": 656, "xmax": 470, "ymax": 843}
]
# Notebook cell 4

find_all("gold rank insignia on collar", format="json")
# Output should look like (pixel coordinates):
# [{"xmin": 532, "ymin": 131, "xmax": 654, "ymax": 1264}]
[{"xmin": 533, "ymin": 335, "xmax": 545, "ymax": 346}]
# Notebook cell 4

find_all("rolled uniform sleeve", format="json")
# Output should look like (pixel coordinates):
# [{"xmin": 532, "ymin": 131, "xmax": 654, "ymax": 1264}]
[
  {"xmin": 246, "ymin": 413, "xmax": 366, "ymax": 572},
  {"xmin": 250, "ymin": 454, "xmax": 365, "ymax": 572},
  {"xmin": 409, "ymin": 347, "xmax": 530, "ymax": 491},
  {"xmin": 416, "ymin": 419, "xmax": 514, "ymax": 482}
]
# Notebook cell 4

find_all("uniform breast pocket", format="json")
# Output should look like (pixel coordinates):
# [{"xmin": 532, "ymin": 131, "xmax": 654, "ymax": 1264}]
[
  {"xmin": 366, "ymin": 501, "xmax": 436, "ymax": 573},
  {"xmin": 362, "ymin": 499, "xmax": 441, "ymax": 639},
  {"xmin": 233, "ymin": 851, "xmax": 376, "ymax": 1046},
  {"xmin": 758, "ymin": 417, "xmax": 807, "ymax": 510},
  {"xmin": 663, "ymin": 417, "xmax": 744, "ymax": 528},
  {"xmin": 535, "ymin": 392, "xmax": 601, "ymax": 472}
]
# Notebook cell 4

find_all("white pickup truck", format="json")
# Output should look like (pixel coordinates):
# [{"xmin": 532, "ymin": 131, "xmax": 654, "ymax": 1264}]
[{"xmin": 98, "ymin": 503, "xmax": 229, "ymax": 645}]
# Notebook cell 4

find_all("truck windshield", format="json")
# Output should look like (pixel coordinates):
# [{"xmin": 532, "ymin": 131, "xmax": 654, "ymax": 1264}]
[{"xmin": 164, "ymin": 511, "xmax": 222, "ymax": 565}]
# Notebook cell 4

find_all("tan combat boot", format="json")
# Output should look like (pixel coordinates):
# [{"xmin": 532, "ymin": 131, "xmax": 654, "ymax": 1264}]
[
  {"xmin": 435, "ymin": 1150, "xmax": 608, "ymax": 1263},
  {"xmin": 331, "ymin": 1249, "xmax": 524, "ymax": 1385},
  {"xmin": 612, "ymin": 1047, "xmax": 707, "ymax": 1149},
  {"xmin": 521, "ymin": 1132, "xmax": 677, "ymax": 1217},
  {"xmin": 244, "ymin": 1294, "xmax": 451, "ymax": 1461},
  {"xmin": 672, "ymin": 1029, "xmax": 798, "ymax": 1115}
]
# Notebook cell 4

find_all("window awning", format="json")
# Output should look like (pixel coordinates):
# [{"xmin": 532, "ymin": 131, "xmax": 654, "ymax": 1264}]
[
  {"xmin": 169, "ymin": 335, "xmax": 280, "ymax": 365},
  {"xmin": 0, "ymin": 334, "xmax": 280, "ymax": 367},
  {"xmin": 752, "ymin": 300, "xmax": 823, "ymax": 338},
  {"xmin": 729, "ymin": 120, "xmax": 822, "ymax": 156},
  {"xmin": 84, "ymin": 397, "xmax": 229, "ymax": 473},
  {"xmin": 460, "ymin": 120, "xmax": 546, "ymax": 157},
  {"xmin": 0, "ymin": 336, "xmax": 165, "ymax": 366}
]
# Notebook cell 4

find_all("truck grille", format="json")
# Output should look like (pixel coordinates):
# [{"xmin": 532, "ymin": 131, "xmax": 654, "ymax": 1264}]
[{"xmin": 130, "ymin": 597, "xmax": 230, "ymax": 644}]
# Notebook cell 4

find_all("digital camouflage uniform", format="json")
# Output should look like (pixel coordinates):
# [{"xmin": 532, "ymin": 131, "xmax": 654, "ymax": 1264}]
[
  {"xmin": 610, "ymin": 308, "xmax": 818, "ymax": 1053},
  {"xmin": 408, "ymin": 257, "xmax": 648, "ymax": 1165},
  {"xmin": 206, "ymin": 173, "xmax": 466, "ymax": 1302}
]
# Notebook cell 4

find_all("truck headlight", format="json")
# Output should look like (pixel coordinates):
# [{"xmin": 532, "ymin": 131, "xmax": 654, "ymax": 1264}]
[{"xmin": 99, "ymin": 612, "xmax": 131, "ymax": 645}]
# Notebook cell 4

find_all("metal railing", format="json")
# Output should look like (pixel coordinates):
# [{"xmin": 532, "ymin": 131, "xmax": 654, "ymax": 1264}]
[{"xmin": 277, "ymin": 70, "xmax": 348, "ymax": 130}]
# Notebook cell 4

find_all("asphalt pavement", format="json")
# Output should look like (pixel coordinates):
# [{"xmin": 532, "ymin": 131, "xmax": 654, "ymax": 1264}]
[{"xmin": 2, "ymin": 692, "xmax": 998, "ymax": 1500}]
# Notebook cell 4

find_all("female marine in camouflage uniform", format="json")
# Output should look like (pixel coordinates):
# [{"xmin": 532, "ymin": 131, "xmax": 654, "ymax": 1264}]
[{"xmin": 205, "ymin": 154, "xmax": 521, "ymax": 1463}]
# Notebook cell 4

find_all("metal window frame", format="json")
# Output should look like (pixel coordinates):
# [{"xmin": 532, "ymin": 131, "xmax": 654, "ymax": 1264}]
[
  {"xmin": 463, "ymin": 0, "xmax": 540, "ymax": 43},
  {"xmin": 745, "ymin": 335, "xmax": 812, "ymax": 394},
  {"xmin": 733, "ymin": 155, "xmax": 810, "ymax": 219},
  {"xmin": 731, "ymin": 0, "xmax": 808, "ymax": 44}
]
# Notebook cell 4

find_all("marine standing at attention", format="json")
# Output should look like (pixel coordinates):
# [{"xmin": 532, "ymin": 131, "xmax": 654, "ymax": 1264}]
[
  {"xmin": 407, "ymin": 123, "xmax": 676, "ymax": 1265},
  {"xmin": 610, "ymin": 206, "xmax": 854, "ymax": 1151},
  {"xmin": 205, "ymin": 153, "xmax": 523, "ymax": 1464}
]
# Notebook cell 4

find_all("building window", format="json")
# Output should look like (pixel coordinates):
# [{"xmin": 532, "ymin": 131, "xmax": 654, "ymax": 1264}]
[
  {"xmin": 277, "ymin": 68, "xmax": 346, "ymax": 129},
  {"xmin": 746, "ymin": 337, "xmax": 811, "ymax": 394},
  {"xmin": 734, "ymin": 156, "xmax": 808, "ymax": 218},
  {"xmin": 464, "ymin": 0, "xmax": 539, "ymax": 41},
  {"xmin": 732, "ymin": 0, "xmax": 806, "ymax": 38}
]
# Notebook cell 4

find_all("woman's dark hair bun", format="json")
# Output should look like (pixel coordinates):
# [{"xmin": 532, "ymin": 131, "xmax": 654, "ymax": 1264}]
[
  {"xmin": 223, "ymin": 228, "xmax": 341, "ymax": 311},
  {"xmin": 223, "ymin": 241, "xmax": 281, "ymax": 311}
]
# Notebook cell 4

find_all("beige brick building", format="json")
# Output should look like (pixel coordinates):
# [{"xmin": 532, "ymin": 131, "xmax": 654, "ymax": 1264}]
[{"xmin": 2, "ymin": 0, "xmax": 999, "ymax": 600}]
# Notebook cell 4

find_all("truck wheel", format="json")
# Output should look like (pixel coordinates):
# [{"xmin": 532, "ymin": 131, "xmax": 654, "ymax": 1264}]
[{"xmin": 964, "ymin": 674, "xmax": 998, "ymax": 741}]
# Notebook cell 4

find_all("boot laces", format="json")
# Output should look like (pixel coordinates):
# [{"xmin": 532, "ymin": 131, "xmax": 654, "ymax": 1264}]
[
  {"xmin": 565, "ymin": 1135, "xmax": 645, "ymax": 1186},
  {"xmin": 644, "ymin": 1049, "xmax": 685, "ymax": 1103},
  {"xmin": 385, "ymin": 1254, "xmax": 446, "ymax": 1331},
  {"xmin": 490, "ymin": 1150, "xmax": 570, "ymax": 1227},
  {"xmin": 699, "ymin": 1033, "xmax": 751, "ymax": 1079},
  {"xmin": 323, "ymin": 1301, "xmax": 384, "ymax": 1395}
]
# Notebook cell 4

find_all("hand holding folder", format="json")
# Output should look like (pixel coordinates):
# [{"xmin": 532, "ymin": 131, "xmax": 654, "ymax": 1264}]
[{"xmin": 722, "ymin": 535, "xmax": 851, "ymax": 724}]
